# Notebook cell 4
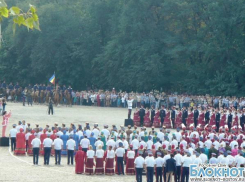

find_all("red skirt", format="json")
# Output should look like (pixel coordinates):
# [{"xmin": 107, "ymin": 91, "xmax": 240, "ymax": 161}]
[
  {"xmin": 126, "ymin": 158, "xmax": 135, "ymax": 175},
  {"xmin": 105, "ymin": 158, "xmax": 114, "ymax": 175},
  {"xmin": 40, "ymin": 144, "xmax": 44, "ymax": 155},
  {"xmin": 85, "ymin": 158, "xmax": 94, "ymax": 175},
  {"xmin": 95, "ymin": 158, "xmax": 104, "ymax": 174},
  {"xmin": 27, "ymin": 147, "xmax": 33, "ymax": 156}
]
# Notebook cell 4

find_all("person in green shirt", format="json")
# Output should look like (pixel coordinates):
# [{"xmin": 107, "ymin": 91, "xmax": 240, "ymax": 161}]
[
  {"xmin": 153, "ymin": 132, "xmax": 158, "ymax": 144},
  {"xmin": 100, "ymin": 132, "xmax": 106, "ymax": 150},
  {"xmin": 144, "ymin": 131, "xmax": 148, "ymax": 142}
]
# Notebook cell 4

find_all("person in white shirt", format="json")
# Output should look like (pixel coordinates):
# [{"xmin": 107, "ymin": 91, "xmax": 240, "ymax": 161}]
[
  {"xmin": 235, "ymin": 151, "xmax": 245, "ymax": 167},
  {"xmin": 126, "ymin": 145, "xmax": 135, "ymax": 175},
  {"xmin": 220, "ymin": 152, "xmax": 229, "ymax": 167},
  {"xmin": 134, "ymin": 150, "xmax": 144, "ymax": 182},
  {"xmin": 144, "ymin": 151, "xmax": 156, "ymax": 182},
  {"xmin": 66, "ymin": 135, "xmax": 76, "ymax": 165},
  {"xmin": 139, "ymin": 137, "xmax": 147, "ymax": 148},
  {"xmin": 105, "ymin": 145, "xmax": 115, "ymax": 175},
  {"xmin": 174, "ymin": 128, "xmax": 182, "ymax": 142},
  {"xmin": 170, "ymin": 136, "xmax": 178, "ymax": 149},
  {"xmin": 85, "ymin": 145, "xmax": 95, "ymax": 175},
  {"xmin": 80, "ymin": 135, "xmax": 90, "ymax": 152},
  {"xmin": 155, "ymin": 152, "xmax": 165, "ymax": 182},
  {"xmin": 131, "ymin": 135, "xmax": 140, "ymax": 154},
  {"xmin": 95, "ymin": 136, "xmax": 104, "ymax": 150},
  {"xmin": 180, "ymin": 138, "xmax": 187, "ymax": 149},
  {"xmin": 147, "ymin": 136, "xmax": 153, "ymax": 150},
  {"xmin": 230, "ymin": 139, "xmax": 238, "ymax": 150},
  {"xmin": 31, "ymin": 133, "xmax": 41, "ymax": 165},
  {"xmin": 43, "ymin": 134, "xmax": 53, "ymax": 165},
  {"xmin": 115, "ymin": 142, "xmax": 125, "ymax": 175},
  {"xmin": 212, "ymin": 138, "xmax": 220, "ymax": 150},
  {"xmin": 193, "ymin": 153, "xmax": 202, "ymax": 165},
  {"xmin": 16, "ymin": 121, "xmax": 24, "ymax": 133},
  {"xmin": 217, "ymin": 151, "xmax": 225, "ymax": 164},
  {"xmin": 101, "ymin": 125, "xmax": 110, "ymax": 140},
  {"xmin": 127, "ymin": 97, "xmax": 134, "ymax": 119},
  {"xmin": 92, "ymin": 124, "xmax": 100, "ymax": 139},
  {"xmin": 52, "ymin": 134, "xmax": 63, "ymax": 165},
  {"xmin": 95, "ymin": 145, "xmax": 104, "ymax": 175},
  {"xmin": 122, "ymin": 137, "xmax": 129, "ymax": 152},
  {"xmin": 106, "ymin": 137, "xmax": 116, "ymax": 150},
  {"xmin": 204, "ymin": 137, "xmax": 212, "ymax": 149},
  {"xmin": 9, "ymin": 124, "xmax": 17, "ymax": 152},
  {"xmin": 199, "ymin": 149, "xmax": 208, "ymax": 164},
  {"xmin": 174, "ymin": 149, "xmax": 183, "ymax": 182},
  {"xmin": 181, "ymin": 152, "xmax": 193, "ymax": 182}
]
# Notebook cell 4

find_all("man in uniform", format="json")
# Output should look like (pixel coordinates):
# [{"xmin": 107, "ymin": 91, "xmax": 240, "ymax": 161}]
[
  {"xmin": 139, "ymin": 105, "xmax": 145, "ymax": 127},
  {"xmin": 182, "ymin": 106, "xmax": 188, "ymax": 126},
  {"xmin": 227, "ymin": 109, "xmax": 233, "ymax": 132},
  {"xmin": 9, "ymin": 124, "xmax": 17, "ymax": 151},
  {"xmin": 134, "ymin": 150, "xmax": 145, "ymax": 182},
  {"xmin": 193, "ymin": 106, "xmax": 199, "ymax": 128},
  {"xmin": 205, "ymin": 108, "xmax": 210, "ymax": 125},
  {"xmin": 171, "ymin": 106, "xmax": 176, "ymax": 129},
  {"xmin": 68, "ymin": 86, "xmax": 72, "ymax": 96},
  {"xmin": 160, "ymin": 105, "xmax": 166, "ymax": 127},
  {"xmin": 14, "ymin": 82, "xmax": 20, "ymax": 90},
  {"xmin": 145, "ymin": 151, "xmax": 155, "ymax": 182},
  {"xmin": 1, "ymin": 81, "xmax": 6, "ymax": 89},
  {"xmin": 8, "ymin": 82, "xmax": 14, "ymax": 91},
  {"xmin": 31, "ymin": 133, "xmax": 41, "ymax": 165},
  {"xmin": 33, "ymin": 84, "xmax": 38, "ymax": 92},
  {"xmin": 215, "ymin": 109, "xmax": 220, "ymax": 132}
]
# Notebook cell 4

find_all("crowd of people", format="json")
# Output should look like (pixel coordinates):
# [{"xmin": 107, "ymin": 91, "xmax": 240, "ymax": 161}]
[
  {"xmin": 1, "ymin": 81, "xmax": 245, "ymax": 110},
  {"xmin": 9, "ymin": 120, "xmax": 245, "ymax": 182}
]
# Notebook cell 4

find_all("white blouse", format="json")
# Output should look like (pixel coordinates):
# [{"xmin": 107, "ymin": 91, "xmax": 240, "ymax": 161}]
[
  {"xmin": 87, "ymin": 150, "xmax": 95, "ymax": 158},
  {"xmin": 106, "ymin": 150, "xmax": 115, "ymax": 158},
  {"xmin": 127, "ymin": 151, "xmax": 135, "ymax": 159},
  {"xmin": 96, "ymin": 149, "xmax": 104, "ymax": 158}
]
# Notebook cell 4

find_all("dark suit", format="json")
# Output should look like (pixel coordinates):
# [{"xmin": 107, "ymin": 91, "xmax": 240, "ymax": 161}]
[
  {"xmin": 160, "ymin": 109, "xmax": 166, "ymax": 126},
  {"xmin": 215, "ymin": 113, "xmax": 220, "ymax": 132},
  {"xmin": 151, "ymin": 109, "xmax": 155, "ymax": 123},
  {"xmin": 240, "ymin": 114, "xmax": 244, "ymax": 131},
  {"xmin": 166, "ymin": 158, "xmax": 176, "ymax": 182},
  {"xmin": 139, "ymin": 108, "xmax": 145, "ymax": 126},
  {"xmin": 227, "ymin": 113, "xmax": 232, "ymax": 131},
  {"xmin": 194, "ymin": 110, "xmax": 199, "ymax": 128},
  {"xmin": 205, "ymin": 111, "xmax": 210, "ymax": 124},
  {"xmin": 182, "ymin": 110, "xmax": 188, "ymax": 126},
  {"xmin": 171, "ymin": 110, "xmax": 176, "ymax": 128}
]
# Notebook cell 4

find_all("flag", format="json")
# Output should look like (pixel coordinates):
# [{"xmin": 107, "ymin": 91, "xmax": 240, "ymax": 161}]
[{"xmin": 49, "ymin": 73, "xmax": 55, "ymax": 85}]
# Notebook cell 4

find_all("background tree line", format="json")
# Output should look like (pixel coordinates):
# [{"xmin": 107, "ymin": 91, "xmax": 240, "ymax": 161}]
[{"xmin": 0, "ymin": 0, "xmax": 245, "ymax": 96}]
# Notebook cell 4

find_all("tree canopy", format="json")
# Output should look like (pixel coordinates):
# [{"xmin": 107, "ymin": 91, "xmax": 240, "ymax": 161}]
[{"xmin": 0, "ymin": 0, "xmax": 245, "ymax": 96}]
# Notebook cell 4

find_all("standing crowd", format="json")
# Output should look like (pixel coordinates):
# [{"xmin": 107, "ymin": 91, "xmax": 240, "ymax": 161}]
[{"xmin": 9, "ymin": 119, "xmax": 245, "ymax": 182}]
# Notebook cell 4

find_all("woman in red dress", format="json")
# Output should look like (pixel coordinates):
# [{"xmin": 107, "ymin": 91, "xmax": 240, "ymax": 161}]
[
  {"xmin": 14, "ymin": 128, "xmax": 26, "ymax": 155},
  {"xmin": 75, "ymin": 146, "xmax": 85, "ymax": 174},
  {"xmin": 85, "ymin": 145, "xmax": 95, "ymax": 175},
  {"xmin": 219, "ymin": 111, "xmax": 226, "ymax": 128},
  {"xmin": 133, "ymin": 108, "xmax": 140, "ymax": 126},
  {"xmin": 95, "ymin": 145, "xmax": 104, "ymax": 174},
  {"xmin": 27, "ymin": 130, "xmax": 35, "ymax": 155},
  {"xmin": 175, "ymin": 110, "xmax": 182, "ymax": 129},
  {"xmin": 97, "ymin": 93, "xmax": 101, "ymax": 107},
  {"xmin": 186, "ymin": 109, "xmax": 194, "ymax": 130},
  {"xmin": 153, "ymin": 109, "xmax": 161, "ymax": 128},
  {"xmin": 198, "ymin": 110, "xmax": 205, "ymax": 127},
  {"xmin": 105, "ymin": 145, "xmax": 115, "ymax": 175},
  {"xmin": 163, "ymin": 109, "xmax": 171, "ymax": 128},
  {"xmin": 144, "ymin": 108, "xmax": 151, "ymax": 127},
  {"xmin": 126, "ymin": 146, "xmax": 135, "ymax": 175},
  {"xmin": 40, "ymin": 129, "xmax": 47, "ymax": 155},
  {"xmin": 2, "ymin": 110, "xmax": 11, "ymax": 137},
  {"xmin": 232, "ymin": 112, "xmax": 238, "ymax": 128},
  {"xmin": 209, "ymin": 111, "xmax": 216, "ymax": 126}
]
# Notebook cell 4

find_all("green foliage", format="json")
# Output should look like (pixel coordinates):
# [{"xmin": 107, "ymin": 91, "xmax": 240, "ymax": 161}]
[
  {"xmin": 0, "ymin": 0, "xmax": 40, "ymax": 33},
  {"xmin": 0, "ymin": 0, "xmax": 245, "ymax": 96}
]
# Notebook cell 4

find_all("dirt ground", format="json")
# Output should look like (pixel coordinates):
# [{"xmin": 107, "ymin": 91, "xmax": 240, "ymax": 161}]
[{"xmin": 0, "ymin": 103, "xmax": 152, "ymax": 182}]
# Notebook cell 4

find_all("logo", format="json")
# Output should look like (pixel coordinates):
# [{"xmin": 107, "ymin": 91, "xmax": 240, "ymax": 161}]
[{"xmin": 190, "ymin": 164, "xmax": 245, "ymax": 181}]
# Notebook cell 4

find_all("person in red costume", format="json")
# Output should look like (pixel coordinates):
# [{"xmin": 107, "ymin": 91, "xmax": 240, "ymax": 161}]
[
  {"xmin": 40, "ymin": 129, "xmax": 47, "ymax": 155},
  {"xmin": 14, "ymin": 128, "xmax": 26, "ymax": 155},
  {"xmin": 75, "ymin": 146, "xmax": 85, "ymax": 174},
  {"xmin": 27, "ymin": 130, "xmax": 35, "ymax": 155},
  {"xmin": 50, "ymin": 130, "xmax": 57, "ymax": 156},
  {"xmin": 2, "ymin": 110, "xmax": 11, "ymax": 137}
]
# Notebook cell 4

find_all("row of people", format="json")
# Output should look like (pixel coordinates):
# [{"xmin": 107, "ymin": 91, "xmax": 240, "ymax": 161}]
[{"xmin": 133, "ymin": 105, "xmax": 245, "ymax": 132}]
